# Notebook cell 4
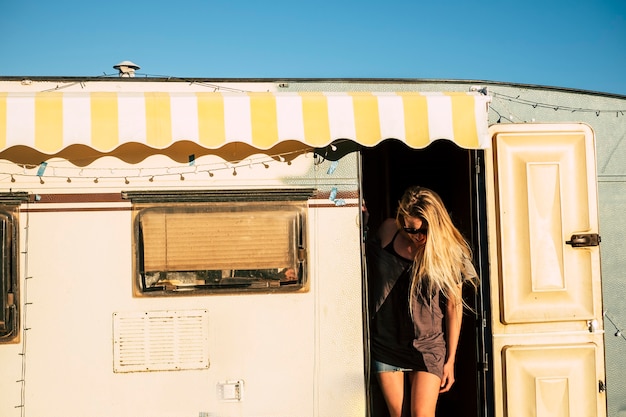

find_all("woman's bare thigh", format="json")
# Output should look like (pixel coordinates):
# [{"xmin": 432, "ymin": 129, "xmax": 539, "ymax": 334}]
[
  {"xmin": 377, "ymin": 371, "xmax": 406, "ymax": 417},
  {"xmin": 408, "ymin": 371, "xmax": 441, "ymax": 417}
]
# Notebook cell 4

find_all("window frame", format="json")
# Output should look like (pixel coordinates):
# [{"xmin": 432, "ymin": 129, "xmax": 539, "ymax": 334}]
[
  {"xmin": 124, "ymin": 189, "xmax": 315, "ymax": 296},
  {"xmin": 0, "ymin": 193, "xmax": 27, "ymax": 343}
]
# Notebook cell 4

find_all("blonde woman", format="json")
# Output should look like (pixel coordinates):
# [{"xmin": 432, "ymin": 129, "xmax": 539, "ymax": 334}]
[{"xmin": 366, "ymin": 186, "xmax": 478, "ymax": 417}]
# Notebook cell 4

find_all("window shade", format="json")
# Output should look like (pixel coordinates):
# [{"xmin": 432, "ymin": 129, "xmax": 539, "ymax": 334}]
[{"xmin": 139, "ymin": 206, "xmax": 302, "ymax": 272}]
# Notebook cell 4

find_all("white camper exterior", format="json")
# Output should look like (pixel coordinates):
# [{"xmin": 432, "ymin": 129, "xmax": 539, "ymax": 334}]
[{"xmin": 0, "ymin": 77, "xmax": 621, "ymax": 417}]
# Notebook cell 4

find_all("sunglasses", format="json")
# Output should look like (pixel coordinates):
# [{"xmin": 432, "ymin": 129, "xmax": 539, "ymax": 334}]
[{"xmin": 402, "ymin": 227, "xmax": 428, "ymax": 236}]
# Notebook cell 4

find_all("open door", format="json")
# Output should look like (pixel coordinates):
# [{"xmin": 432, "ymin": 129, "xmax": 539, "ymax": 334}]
[
  {"xmin": 486, "ymin": 124, "xmax": 606, "ymax": 417},
  {"xmin": 361, "ymin": 139, "xmax": 482, "ymax": 417}
]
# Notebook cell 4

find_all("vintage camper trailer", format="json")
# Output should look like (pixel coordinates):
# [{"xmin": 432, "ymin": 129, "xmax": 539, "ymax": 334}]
[{"xmin": 0, "ymin": 76, "xmax": 624, "ymax": 417}]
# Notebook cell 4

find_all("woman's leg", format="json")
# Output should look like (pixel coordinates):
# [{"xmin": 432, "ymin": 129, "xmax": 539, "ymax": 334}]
[
  {"xmin": 408, "ymin": 371, "xmax": 441, "ymax": 417},
  {"xmin": 377, "ymin": 371, "xmax": 406, "ymax": 417}
]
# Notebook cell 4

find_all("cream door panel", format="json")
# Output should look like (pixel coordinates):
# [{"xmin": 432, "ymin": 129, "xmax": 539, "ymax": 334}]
[
  {"xmin": 486, "ymin": 123, "xmax": 606, "ymax": 417},
  {"xmin": 495, "ymin": 131, "xmax": 598, "ymax": 325},
  {"xmin": 504, "ymin": 343, "xmax": 598, "ymax": 417}
]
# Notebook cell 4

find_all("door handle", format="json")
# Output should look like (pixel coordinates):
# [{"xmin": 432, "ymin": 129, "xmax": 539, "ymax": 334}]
[{"xmin": 566, "ymin": 233, "xmax": 601, "ymax": 247}]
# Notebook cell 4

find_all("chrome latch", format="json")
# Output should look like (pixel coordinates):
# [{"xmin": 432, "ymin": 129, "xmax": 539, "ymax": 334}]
[{"xmin": 566, "ymin": 233, "xmax": 601, "ymax": 247}]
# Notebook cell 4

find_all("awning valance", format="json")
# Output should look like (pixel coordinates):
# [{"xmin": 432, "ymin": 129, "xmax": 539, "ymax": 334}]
[{"xmin": 0, "ymin": 91, "xmax": 491, "ymax": 165}]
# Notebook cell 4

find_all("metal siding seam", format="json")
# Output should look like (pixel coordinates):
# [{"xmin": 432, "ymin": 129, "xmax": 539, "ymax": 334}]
[{"xmin": 35, "ymin": 92, "xmax": 63, "ymax": 153}]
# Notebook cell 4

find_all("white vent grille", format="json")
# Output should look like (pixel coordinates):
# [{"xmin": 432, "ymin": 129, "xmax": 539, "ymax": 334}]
[{"xmin": 113, "ymin": 310, "xmax": 209, "ymax": 373}]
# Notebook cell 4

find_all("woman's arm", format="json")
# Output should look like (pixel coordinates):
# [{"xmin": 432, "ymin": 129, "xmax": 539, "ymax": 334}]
[
  {"xmin": 377, "ymin": 218, "xmax": 398, "ymax": 247},
  {"xmin": 440, "ymin": 284, "xmax": 463, "ymax": 393}
]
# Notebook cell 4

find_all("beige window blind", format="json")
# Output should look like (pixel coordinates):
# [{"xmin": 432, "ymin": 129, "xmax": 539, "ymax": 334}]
[{"xmin": 139, "ymin": 206, "xmax": 302, "ymax": 272}]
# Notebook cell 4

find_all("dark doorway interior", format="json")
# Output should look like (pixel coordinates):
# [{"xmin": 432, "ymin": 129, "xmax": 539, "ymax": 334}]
[{"xmin": 361, "ymin": 139, "xmax": 481, "ymax": 417}]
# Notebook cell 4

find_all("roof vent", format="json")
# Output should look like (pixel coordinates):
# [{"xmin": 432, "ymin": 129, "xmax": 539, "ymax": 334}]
[{"xmin": 113, "ymin": 60, "xmax": 140, "ymax": 78}]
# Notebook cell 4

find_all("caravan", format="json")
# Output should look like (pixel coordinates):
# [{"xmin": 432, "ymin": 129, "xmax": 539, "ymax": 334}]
[{"xmin": 0, "ymin": 77, "xmax": 623, "ymax": 417}]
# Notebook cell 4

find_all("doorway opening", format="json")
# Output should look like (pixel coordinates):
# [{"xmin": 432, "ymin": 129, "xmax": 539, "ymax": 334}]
[{"xmin": 360, "ymin": 139, "xmax": 489, "ymax": 417}]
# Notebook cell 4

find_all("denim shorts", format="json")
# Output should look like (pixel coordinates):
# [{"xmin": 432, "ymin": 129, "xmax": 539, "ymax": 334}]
[{"xmin": 372, "ymin": 359, "xmax": 414, "ymax": 373}]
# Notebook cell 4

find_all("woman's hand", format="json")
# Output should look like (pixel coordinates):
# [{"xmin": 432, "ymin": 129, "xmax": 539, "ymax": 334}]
[
  {"xmin": 441, "ymin": 284, "xmax": 462, "ymax": 393},
  {"xmin": 439, "ymin": 360, "xmax": 456, "ymax": 393}
]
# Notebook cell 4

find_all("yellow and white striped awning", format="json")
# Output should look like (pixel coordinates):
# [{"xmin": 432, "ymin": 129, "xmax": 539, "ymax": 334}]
[{"xmin": 0, "ymin": 91, "xmax": 491, "ymax": 164}]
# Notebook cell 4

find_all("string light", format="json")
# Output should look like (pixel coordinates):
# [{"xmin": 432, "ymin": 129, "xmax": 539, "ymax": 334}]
[
  {"xmin": 604, "ymin": 311, "xmax": 626, "ymax": 342},
  {"xmin": 35, "ymin": 77, "xmax": 624, "ymax": 117},
  {"xmin": 0, "ymin": 148, "xmax": 310, "ymax": 184},
  {"xmin": 493, "ymin": 91, "xmax": 626, "ymax": 116},
  {"xmin": 38, "ymin": 75, "xmax": 251, "ymax": 94},
  {"xmin": 489, "ymin": 107, "xmax": 513, "ymax": 123}
]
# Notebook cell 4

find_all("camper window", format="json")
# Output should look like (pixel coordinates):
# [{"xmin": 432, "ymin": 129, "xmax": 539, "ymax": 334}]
[
  {"xmin": 126, "ymin": 190, "xmax": 311, "ymax": 296},
  {"xmin": 0, "ymin": 209, "xmax": 18, "ymax": 343}
]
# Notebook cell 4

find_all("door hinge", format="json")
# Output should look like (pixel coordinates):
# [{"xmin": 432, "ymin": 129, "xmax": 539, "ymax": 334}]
[
  {"xmin": 587, "ymin": 319, "xmax": 598, "ymax": 333},
  {"xmin": 599, "ymin": 380, "xmax": 606, "ymax": 393},
  {"xmin": 566, "ymin": 233, "xmax": 601, "ymax": 247}
]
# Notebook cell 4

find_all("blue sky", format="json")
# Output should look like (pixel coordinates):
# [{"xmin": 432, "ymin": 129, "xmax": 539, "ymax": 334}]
[{"xmin": 1, "ymin": 0, "xmax": 625, "ymax": 95}]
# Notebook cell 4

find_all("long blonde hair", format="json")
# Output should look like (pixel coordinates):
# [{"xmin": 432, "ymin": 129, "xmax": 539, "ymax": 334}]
[{"xmin": 396, "ymin": 186, "xmax": 478, "ymax": 306}]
